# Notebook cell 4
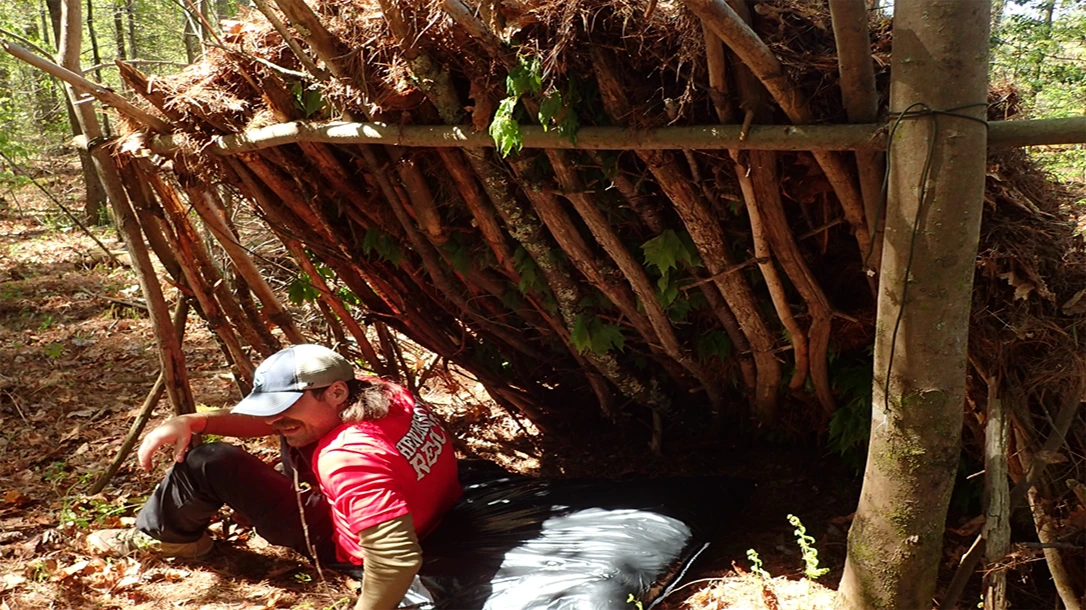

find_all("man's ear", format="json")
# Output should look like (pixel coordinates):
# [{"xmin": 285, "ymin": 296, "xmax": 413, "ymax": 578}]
[{"xmin": 326, "ymin": 380, "xmax": 350, "ymax": 407}]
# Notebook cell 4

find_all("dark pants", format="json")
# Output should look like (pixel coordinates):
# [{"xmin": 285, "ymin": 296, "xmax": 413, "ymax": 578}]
[{"xmin": 135, "ymin": 442, "xmax": 340, "ymax": 565}]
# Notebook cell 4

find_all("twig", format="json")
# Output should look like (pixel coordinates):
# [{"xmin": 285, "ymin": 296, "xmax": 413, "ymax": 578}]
[
  {"xmin": 683, "ymin": 256, "xmax": 768, "ymax": 289},
  {"xmin": 0, "ymin": 27, "xmax": 52, "ymax": 56},
  {"xmin": 82, "ymin": 59, "xmax": 188, "ymax": 74},
  {"xmin": 81, "ymin": 291, "xmax": 148, "ymax": 310},
  {"xmin": 797, "ymin": 217, "xmax": 846, "ymax": 241},
  {"xmin": 248, "ymin": 0, "xmax": 328, "ymax": 79},
  {"xmin": 292, "ymin": 465, "xmax": 325, "ymax": 582},
  {"xmin": 0, "ymin": 148, "xmax": 123, "ymax": 267},
  {"xmin": 204, "ymin": 41, "xmax": 311, "ymax": 79},
  {"xmin": 2, "ymin": 389, "xmax": 30, "ymax": 425}
]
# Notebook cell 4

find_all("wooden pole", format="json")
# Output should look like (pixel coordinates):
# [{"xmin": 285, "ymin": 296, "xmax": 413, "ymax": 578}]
[
  {"xmin": 55, "ymin": 0, "xmax": 194, "ymax": 417},
  {"xmin": 143, "ymin": 117, "xmax": 1086, "ymax": 157},
  {"xmin": 981, "ymin": 376, "xmax": 1010, "ymax": 610},
  {"xmin": 829, "ymin": 0, "xmax": 886, "ymax": 266},
  {"xmin": 1, "ymin": 40, "xmax": 171, "ymax": 133}
]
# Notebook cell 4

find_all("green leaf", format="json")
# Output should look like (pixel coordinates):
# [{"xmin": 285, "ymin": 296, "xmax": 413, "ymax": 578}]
[
  {"xmin": 337, "ymin": 287, "xmax": 360, "ymax": 306},
  {"xmin": 667, "ymin": 293, "xmax": 693, "ymax": 322},
  {"xmin": 696, "ymin": 330, "xmax": 733, "ymax": 363},
  {"xmin": 570, "ymin": 314, "xmax": 625, "ymax": 355},
  {"xmin": 489, "ymin": 97, "xmax": 523, "ymax": 158},
  {"xmin": 287, "ymin": 274, "xmax": 320, "ymax": 305},
  {"xmin": 440, "ymin": 234, "xmax": 472, "ymax": 273},
  {"xmin": 291, "ymin": 82, "xmax": 326, "ymax": 118},
  {"xmin": 362, "ymin": 228, "xmax": 402, "ymax": 264},
  {"xmin": 513, "ymin": 246, "xmax": 544, "ymax": 295},
  {"xmin": 506, "ymin": 55, "xmax": 542, "ymax": 97},
  {"xmin": 642, "ymin": 230, "xmax": 685, "ymax": 276},
  {"xmin": 655, "ymin": 273, "xmax": 679, "ymax": 307},
  {"xmin": 537, "ymin": 91, "xmax": 563, "ymax": 132}
]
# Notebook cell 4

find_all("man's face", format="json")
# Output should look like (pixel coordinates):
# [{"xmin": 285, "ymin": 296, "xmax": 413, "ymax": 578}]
[{"xmin": 263, "ymin": 385, "xmax": 344, "ymax": 447}]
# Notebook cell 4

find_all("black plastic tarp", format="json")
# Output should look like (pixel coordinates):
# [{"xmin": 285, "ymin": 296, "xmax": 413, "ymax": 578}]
[{"xmin": 397, "ymin": 461, "xmax": 753, "ymax": 609}]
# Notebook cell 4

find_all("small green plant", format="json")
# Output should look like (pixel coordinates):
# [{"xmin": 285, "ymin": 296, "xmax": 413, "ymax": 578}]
[
  {"xmin": 787, "ymin": 514, "xmax": 829, "ymax": 580},
  {"xmin": 293, "ymin": 571, "xmax": 313, "ymax": 583},
  {"xmin": 43, "ymin": 342, "xmax": 63, "ymax": 359},
  {"xmin": 746, "ymin": 548, "xmax": 771, "ymax": 580},
  {"xmin": 0, "ymin": 284, "xmax": 22, "ymax": 300},
  {"xmin": 29, "ymin": 560, "xmax": 51, "ymax": 582},
  {"xmin": 38, "ymin": 314, "xmax": 54, "ymax": 330},
  {"xmin": 625, "ymin": 593, "xmax": 643, "ymax": 610}
]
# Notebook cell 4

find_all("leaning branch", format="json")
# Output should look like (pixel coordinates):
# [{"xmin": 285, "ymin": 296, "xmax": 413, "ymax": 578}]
[
  {"xmin": 1, "ymin": 40, "xmax": 172, "ymax": 133},
  {"xmin": 145, "ymin": 117, "xmax": 1086, "ymax": 156}
]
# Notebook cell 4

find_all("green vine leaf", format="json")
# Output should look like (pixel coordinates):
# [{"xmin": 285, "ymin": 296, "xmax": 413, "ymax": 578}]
[
  {"xmin": 362, "ymin": 228, "xmax": 402, "ymax": 265},
  {"xmin": 537, "ymin": 91, "xmax": 564, "ymax": 132},
  {"xmin": 642, "ymin": 229, "xmax": 701, "ymax": 287},
  {"xmin": 287, "ymin": 273, "xmax": 320, "ymax": 305},
  {"xmin": 506, "ymin": 55, "xmax": 542, "ymax": 97},
  {"xmin": 571, "ymin": 314, "xmax": 625, "ymax": 355},
  {"xmin": 489, "ymin": 97, "xmax": 523, "ymax": 158}
]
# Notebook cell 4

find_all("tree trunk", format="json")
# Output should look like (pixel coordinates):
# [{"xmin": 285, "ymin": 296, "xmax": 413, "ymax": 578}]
[
  {"xmin": 125, "ymin": 0, "xmax": 136, "ymax": 59},
  {"xmin": 838, "ymin": 2, "xmax": 990, "ymax": 608},
  {"xmin": 182, "ymin": 13, "xmax": 199, "ymax": 64},
  {"xmin": 45, "ymin": 0, "xmax": 107, "ymax": 225},
  {"xmin": 111, "ymin": 0, "xmax": 127, "ymax": 92},
  {"xmin": 85, "ymin": 0, "xmax": 110, "ymax": 135}
]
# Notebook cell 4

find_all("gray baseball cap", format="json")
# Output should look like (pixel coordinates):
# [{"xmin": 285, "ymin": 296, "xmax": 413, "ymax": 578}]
[{"xmin": 232, "ymin": 344, "xmax": 354, "ymax": 417}]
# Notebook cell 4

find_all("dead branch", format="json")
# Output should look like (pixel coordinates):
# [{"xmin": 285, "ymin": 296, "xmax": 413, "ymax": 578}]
[
  {"xmin": 592, "ymin": 44, "xmax": 780, "ymax": 421},
  {"xmin": 2, "ymin": 40, "xmax": 171, "ymax": 133}
]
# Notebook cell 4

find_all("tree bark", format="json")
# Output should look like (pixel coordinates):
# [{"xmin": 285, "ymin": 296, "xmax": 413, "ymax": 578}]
[
  {"xmin": 124, "ymin": 0, "xmax": 136, "ymax": 58},
  {"xmin": 981, "ymin": 377, "xmax": 1009, "ymax": 610},
  {"xmin": 44, "ymin": 0, "xmax": 107, "ymax": 225},
  {"xmin": 84, "ymin": 0, "xmax": 109, "ymax": 135},
  {"xmin": 838, "ymin": 2, "xmax": 990, "ymax": 608}
]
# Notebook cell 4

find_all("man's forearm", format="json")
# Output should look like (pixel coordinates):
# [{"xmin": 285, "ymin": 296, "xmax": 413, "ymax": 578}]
[
  {"xmin": 187, "ymin": 409, "xmax": 276, "ymax": 438},
  {"xmin": 354, "ymin": 515, "xmax": 422, "ymax": 610}
]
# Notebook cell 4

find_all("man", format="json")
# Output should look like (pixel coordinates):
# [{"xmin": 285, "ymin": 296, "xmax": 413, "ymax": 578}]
[{"xmin": 88, "ymin": 344, "xmax": 462, "ymax": 610}]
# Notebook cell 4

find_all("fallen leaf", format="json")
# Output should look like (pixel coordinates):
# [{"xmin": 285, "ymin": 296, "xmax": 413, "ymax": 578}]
[
  {"xmin": 2, "ymin": 490, "xmax": 29, "ymax": 507},
  {"xmin": 1062, "ymin": 288, "xmax": 1086, "ymax": 315},
  {"xmin": 1, "ymin": 572, "xmax": 26, "ymax": 592},
  {"xmin": 54, "ymin": 559, "xmax": 90, "ymax": 581},
  {"xmin": 999, "ymin": 269, "xmax": 1036, "ymax": 301}
]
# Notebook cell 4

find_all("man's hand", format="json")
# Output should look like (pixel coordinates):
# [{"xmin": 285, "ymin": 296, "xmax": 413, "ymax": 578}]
[{"xmin": 137, "ymin": 415, "xmax": 202, "ymax": 472}]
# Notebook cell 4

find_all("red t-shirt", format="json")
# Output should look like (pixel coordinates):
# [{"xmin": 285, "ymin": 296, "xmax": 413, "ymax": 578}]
[{"xmin": 314, "ymin": 381, "xmax": 462, "ymax": 565}]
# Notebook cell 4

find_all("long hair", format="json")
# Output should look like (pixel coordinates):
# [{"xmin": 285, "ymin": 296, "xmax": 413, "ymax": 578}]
[{"xmin": 335, "ymin": 378, "xmax": 392, "ymax": 423}]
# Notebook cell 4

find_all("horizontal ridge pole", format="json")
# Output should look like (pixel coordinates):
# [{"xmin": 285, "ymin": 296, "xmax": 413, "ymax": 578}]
[{"xmin": 145, "ymin": 116, "xmax": 1085, "ymax": 155}]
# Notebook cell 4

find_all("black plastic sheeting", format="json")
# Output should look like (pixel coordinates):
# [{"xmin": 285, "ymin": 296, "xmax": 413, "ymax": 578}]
[{"xmin": 394, "ymin": 461, "xmax": 754, "ymax": 610}]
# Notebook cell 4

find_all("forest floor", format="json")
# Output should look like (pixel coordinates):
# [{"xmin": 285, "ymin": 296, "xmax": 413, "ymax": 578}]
[{"xmin": 0, "ymin": 159, "xmax": 1000, "ymax": 609}]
